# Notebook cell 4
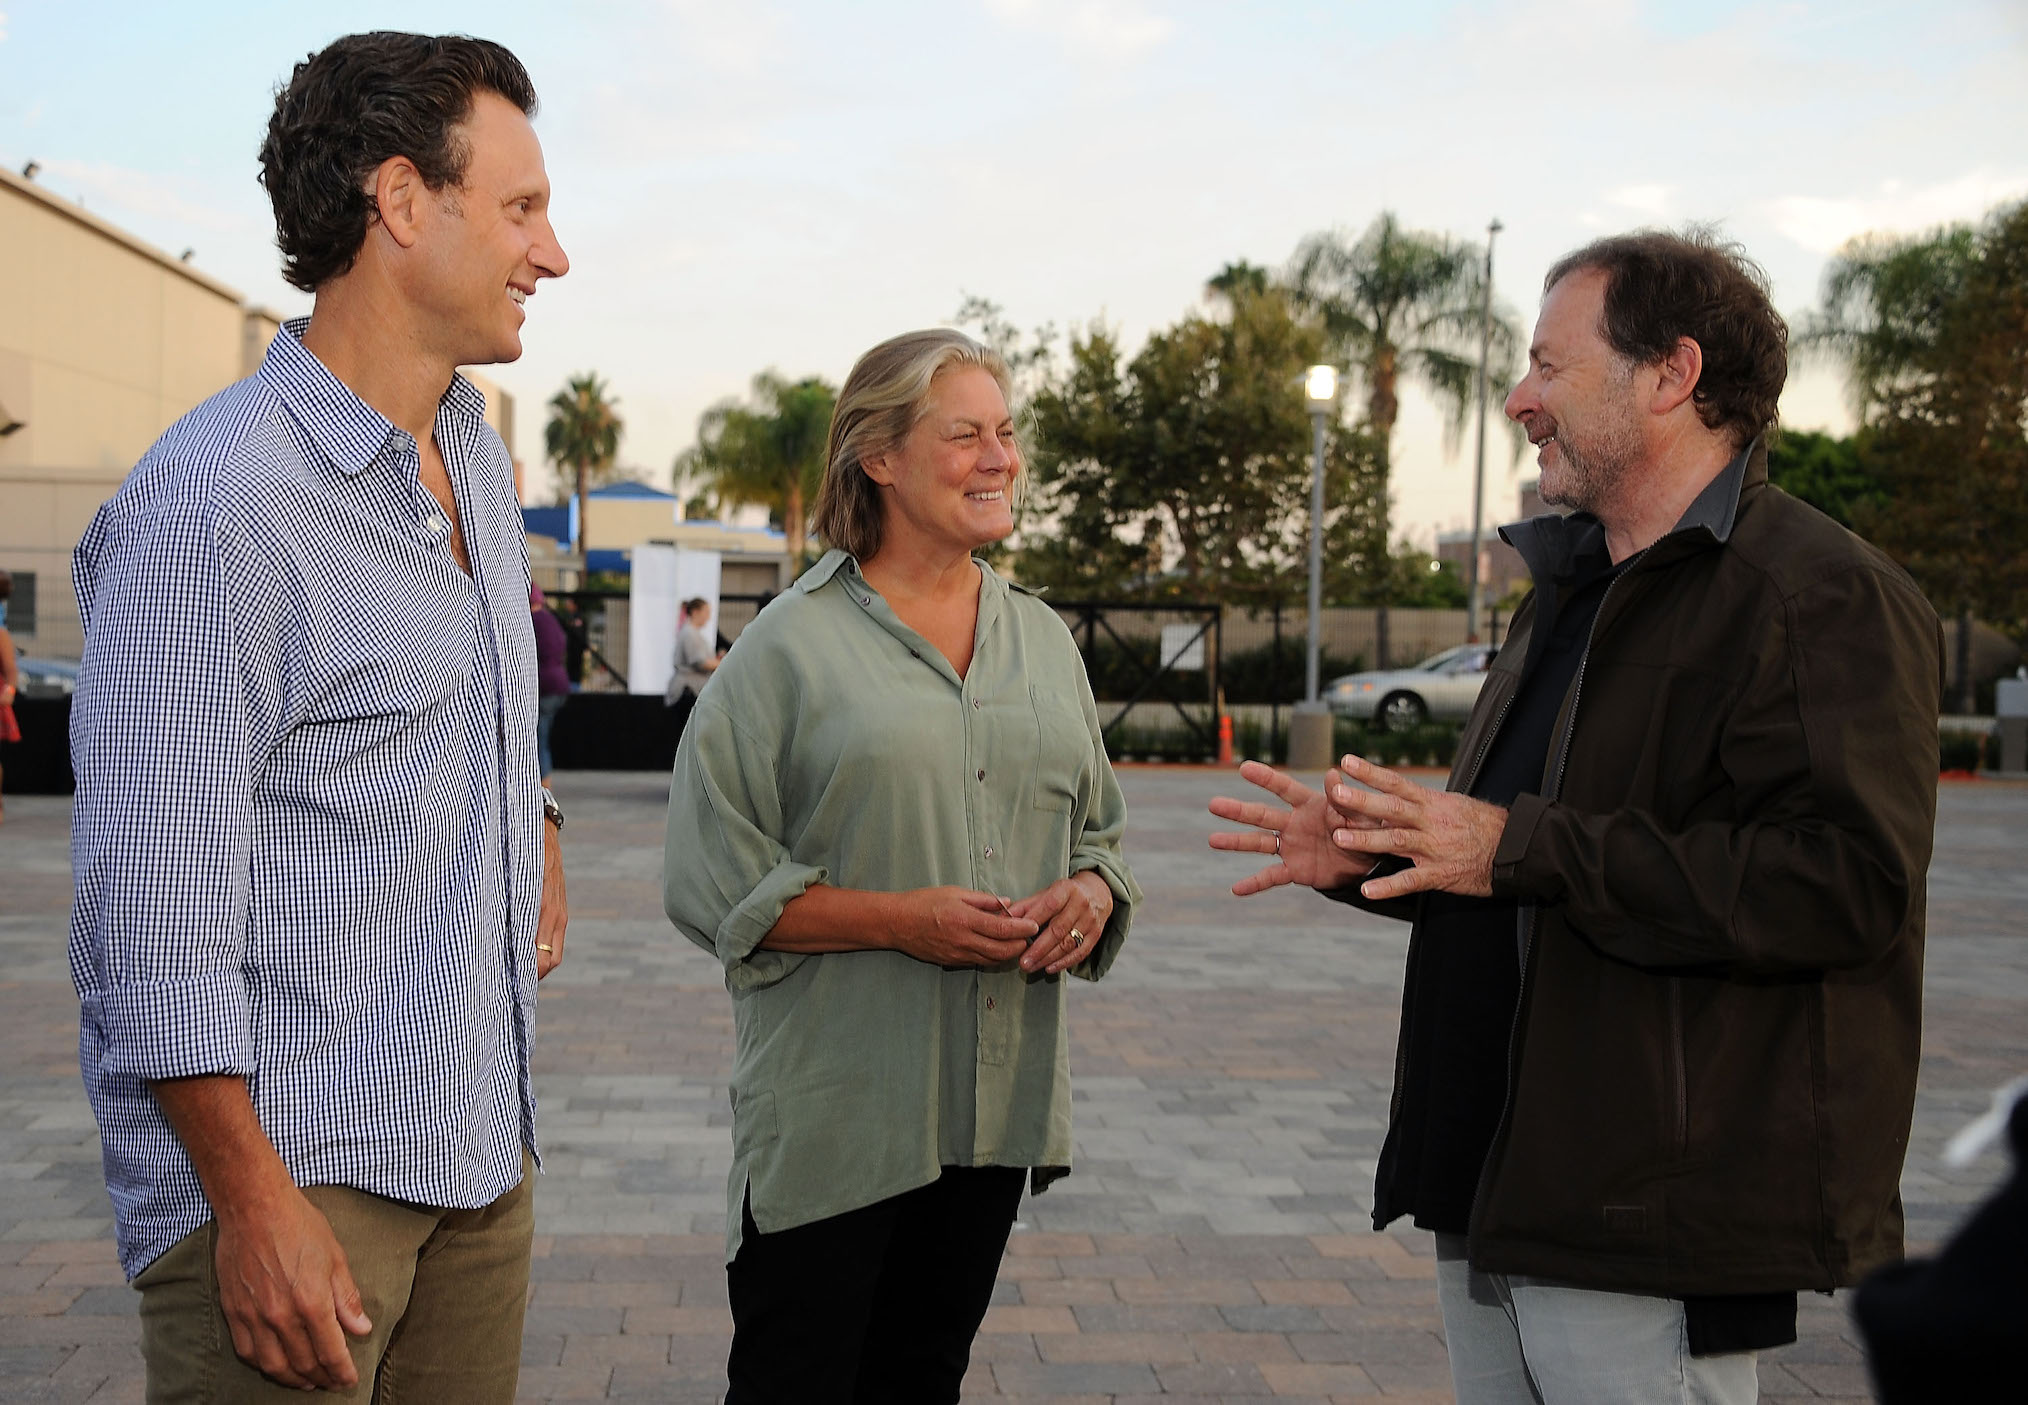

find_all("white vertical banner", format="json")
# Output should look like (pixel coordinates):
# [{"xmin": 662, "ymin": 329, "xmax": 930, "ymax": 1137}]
[{"xmin": 628, "ymin": 546, "xmax": 722, "ymax": 697}]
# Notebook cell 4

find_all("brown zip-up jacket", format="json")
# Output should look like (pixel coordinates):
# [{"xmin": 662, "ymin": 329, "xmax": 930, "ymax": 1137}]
[{"xmin": 1371, "ymin": 442, "xmax": 1942, "ymax": 1296}]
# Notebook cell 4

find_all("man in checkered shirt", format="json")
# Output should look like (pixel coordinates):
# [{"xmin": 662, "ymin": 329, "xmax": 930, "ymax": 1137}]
[{"xmin": 69, "ymin": 34, "xmax": 570, "ymax": 1398}]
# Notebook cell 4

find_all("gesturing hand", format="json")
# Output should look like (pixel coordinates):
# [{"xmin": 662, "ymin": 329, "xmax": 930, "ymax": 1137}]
[
  {"xmin": 892, "ymin": 887, "xmax": 1040, "ymax": 968},
  {"xmin": 1007, "ymin": 871, "xmax": 1113, "ymax": 976},
  {"xmin": 214, "ymin": 1185, "xmax": 372, "ymax": 1389},
  {"xmin": 1326, "ymin": 754, "xmax": 1507, "ymax": 900},
  {"xmin": 1207, "ymin": 760, "xmax": 1383, "ymax": 895}
]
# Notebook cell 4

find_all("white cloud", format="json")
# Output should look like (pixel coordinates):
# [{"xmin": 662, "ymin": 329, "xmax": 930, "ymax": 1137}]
[
  {"xmin": 1767, "ymin": 169, "xmax": 2028, "ymax": 254},
  {"xmin": 985, "ymin": 0, "xmax": 1172, "ymax": 57},
  {"xmin": 1605, "ymin": 184, "xmax": 1673, "ymax": 218},
  {"xmin": 42, "ymin": 159, "xmax": 254, "ymax": 236},
  {"xmin": 659, "ymin": 0, "xmax": 787, "ymax": 75}
]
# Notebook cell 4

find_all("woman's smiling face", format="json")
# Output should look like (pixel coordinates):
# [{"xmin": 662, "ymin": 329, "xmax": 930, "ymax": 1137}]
[{"xmin": 866, "ymin": 365, "xmax": 1020, "ymax": 557}]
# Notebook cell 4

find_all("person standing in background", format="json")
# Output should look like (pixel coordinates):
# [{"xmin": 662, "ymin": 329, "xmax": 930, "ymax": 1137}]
[
  {"xmin": 663, "ymin": 595, "xmax": 723, "ymax": 729},
  {"xmin": 532, "ymin": 584, "xmax": 571, "ymax": 785}
]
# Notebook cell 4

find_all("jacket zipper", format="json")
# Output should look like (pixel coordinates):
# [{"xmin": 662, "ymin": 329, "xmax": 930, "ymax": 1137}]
[
  {"xmin": 1466, "ymin": 549, "xmax": 1648, "ymax": 1257},
  {"xmin": 1384, "ymin": 676, "xmax": 1523, "ymax": 1131}
]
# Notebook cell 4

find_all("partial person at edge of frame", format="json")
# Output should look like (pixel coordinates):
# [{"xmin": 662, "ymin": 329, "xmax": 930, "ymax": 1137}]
[
  {"xmin": 1209, "ymin": 228, "xmax": 1940, "ymax": 1405},
  {"xmin": 68, "ymin": 32, "xmax": 571, "ymax": 1399},
  {"xmin": 662, "ymin": 327, "xmax": 1143, "ymax": 1405}
]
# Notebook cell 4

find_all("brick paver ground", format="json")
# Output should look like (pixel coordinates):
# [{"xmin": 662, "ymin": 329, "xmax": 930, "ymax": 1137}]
[{"xmin": 3, "ymin": 767, "xmax": 2021, "ymax": 1402}]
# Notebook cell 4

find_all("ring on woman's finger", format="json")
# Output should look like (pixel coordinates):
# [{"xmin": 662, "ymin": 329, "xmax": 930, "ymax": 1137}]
[{"xmin": 1068, "ymin": 928, "xmax": 1085, "ymax": 949}]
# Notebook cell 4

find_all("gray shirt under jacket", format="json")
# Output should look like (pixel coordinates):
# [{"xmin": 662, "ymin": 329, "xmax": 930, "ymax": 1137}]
[{"xmin": 662, "ymin": 549, "xmax": 1141, "ymax": 1260}]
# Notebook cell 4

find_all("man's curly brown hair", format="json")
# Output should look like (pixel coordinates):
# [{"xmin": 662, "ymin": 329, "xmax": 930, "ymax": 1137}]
[
  {"xmin": 1546, "ymin": 229, "xmax": 1788, "ymax": 451},
  {"xmin": 258, "ymin": 32, "xmax": 537, "ymax": 293}
]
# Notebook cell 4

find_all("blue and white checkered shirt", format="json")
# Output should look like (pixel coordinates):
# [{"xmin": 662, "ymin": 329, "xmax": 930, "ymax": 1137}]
[{"xmin": 69, "ymin": 321, "xmax": 545, "ymax": 1279}]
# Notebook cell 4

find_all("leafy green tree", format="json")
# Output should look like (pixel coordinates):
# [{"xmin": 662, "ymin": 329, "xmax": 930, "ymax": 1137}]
[
  {"xmin": 544, "ymin": 373, "xmax": 623, "ymax": 555},
  {"xmin": 1286, "ymin": 212, "xmax": 1521, "ymax": 659},
  {"xmin": 1765, "ymin": 429, "xmax": 1885, "ymax": 529},
  {"xmin": 675, "ymin": 372, "xmax": 836, "ymax": 566},
  {"xmin": 1806, "ymin": 198, "xmax": 2028, "ymax": 706},
  {"xmin": 1019, "ymin": 286, "xmax": 1382, "ymax": 604}
]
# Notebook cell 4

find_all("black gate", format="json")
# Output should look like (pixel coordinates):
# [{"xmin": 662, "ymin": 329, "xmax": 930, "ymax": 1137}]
[{"xmin": 1049, "ymin": 601, "xmax": 1222, "ymax": 756}]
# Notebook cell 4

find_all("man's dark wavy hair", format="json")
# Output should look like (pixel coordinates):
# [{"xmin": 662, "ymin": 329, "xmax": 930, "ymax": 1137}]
[
  {"xmin": 1545, "ymin": 229, "xmax": 1788, "ymax": 451},
  {"xmin": 258, "ymin": 32, "xmax": 537, "ymax": 293}
]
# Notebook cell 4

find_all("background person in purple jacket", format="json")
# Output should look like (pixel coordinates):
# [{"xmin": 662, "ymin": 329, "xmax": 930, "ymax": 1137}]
[{"xmin": 531, "ymin": 585, "xmax": 572, "ymax": 784}]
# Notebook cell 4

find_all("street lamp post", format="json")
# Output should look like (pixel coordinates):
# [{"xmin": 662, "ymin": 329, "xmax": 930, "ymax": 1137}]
[
  {"xmin": 1288, "ymin": 365, "xmax": 1339, "ymax": 770},
  {"xmin": 1303, "ymin": 364, "xmax": 1337, "ymax": 702},
  {"xmin": 1465, "ymin": 217, "xmax": 1502, "ymax": 643}
]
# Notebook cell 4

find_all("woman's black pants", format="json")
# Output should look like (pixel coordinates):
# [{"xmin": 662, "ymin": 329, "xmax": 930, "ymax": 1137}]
[{"xmin": 725, "ymin": 1165, "xmax": 1027, "ymax": 1404}]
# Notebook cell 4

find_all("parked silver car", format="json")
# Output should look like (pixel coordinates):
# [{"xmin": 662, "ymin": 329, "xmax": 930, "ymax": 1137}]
[{"xmin": 1324, "ymin": 644, "xmax": 1498, "ymax": 730}]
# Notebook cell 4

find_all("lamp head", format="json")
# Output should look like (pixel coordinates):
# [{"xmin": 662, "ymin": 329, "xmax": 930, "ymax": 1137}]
[{"xmin": 1304, "ymin": 364, "xmax": 1338, "ymax": 410}]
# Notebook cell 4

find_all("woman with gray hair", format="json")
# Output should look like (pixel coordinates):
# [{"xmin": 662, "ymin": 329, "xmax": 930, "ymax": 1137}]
[{"xmin": 663, "ymin": 328, "xmax": 1140, "ymax": 1402}]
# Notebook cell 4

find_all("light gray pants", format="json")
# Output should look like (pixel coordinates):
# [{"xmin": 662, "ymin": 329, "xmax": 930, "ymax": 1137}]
[{"xmin": 1434, "ymin": 1235, "xmax": 1759, "ymax": 1405}]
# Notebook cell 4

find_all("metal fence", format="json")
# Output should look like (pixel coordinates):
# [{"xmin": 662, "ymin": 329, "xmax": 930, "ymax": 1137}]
[{"xmin": 542, "ymin": 585, "xmax": 1502, "ymax": 762}]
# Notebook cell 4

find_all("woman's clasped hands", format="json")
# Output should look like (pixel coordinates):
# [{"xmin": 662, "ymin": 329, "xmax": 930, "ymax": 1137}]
[{"xmin": 893, "ymin": 871, "xmax": 1113, "ymax": 976}]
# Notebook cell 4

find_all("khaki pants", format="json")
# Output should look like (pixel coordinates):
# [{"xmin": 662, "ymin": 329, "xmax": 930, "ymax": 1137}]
[{"xmin": 133, "ymin": 1153, "xmax": 534, "ymax": 1404}]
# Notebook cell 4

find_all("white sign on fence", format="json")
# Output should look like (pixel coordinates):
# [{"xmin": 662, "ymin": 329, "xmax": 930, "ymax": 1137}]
[{"xmin": 1160, "ymin": 623, "xmax": 1206, "ymax": 672}]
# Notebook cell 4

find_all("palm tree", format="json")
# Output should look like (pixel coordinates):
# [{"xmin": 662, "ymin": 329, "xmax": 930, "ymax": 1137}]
[
  {"xmin": 1803, "ymin": 211, "xmax": 2024, "ymax": 709},
  {"xmin": 675, "ymin": 372, "xmax": 835, "ymax": 566},
  {"xmin": 544, "ymin": 373, "xmax": 623, "ymax": 560},
  {"xmin": 1286, "ymin": 213, "xmax": 1518, "ymax": 662}
]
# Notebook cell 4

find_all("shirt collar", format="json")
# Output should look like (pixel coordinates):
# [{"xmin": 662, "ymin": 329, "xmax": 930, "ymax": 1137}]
[
  {"xmin": 258, "ymin": 318, "xmax": 490, "ymax": 479},
  {"xmin": 1667, "ymin": 438, "xmax": 1759, "ymax": 545}
]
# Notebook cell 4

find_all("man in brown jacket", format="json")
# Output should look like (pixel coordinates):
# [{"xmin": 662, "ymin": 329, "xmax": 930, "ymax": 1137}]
[{"xmin": 1212, "ymin": 230, "xmax": 1940, "ymax": 1402}]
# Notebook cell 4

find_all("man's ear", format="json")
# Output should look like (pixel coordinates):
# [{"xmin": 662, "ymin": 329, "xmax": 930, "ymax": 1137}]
[
  {"xmin": 371, "ymin": 156, "xmax": 427, "ymax": 251},
  {"xmin": 1649, "ymin": 336, "xmax": 1704, "ymax": 417}
]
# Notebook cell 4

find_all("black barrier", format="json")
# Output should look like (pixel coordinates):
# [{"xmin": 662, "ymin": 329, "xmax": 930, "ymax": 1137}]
[
  {"xmin": 3, "ymin": 697, "xmax": 75, "ymax": 794},
  {"xmin": 547, "ymin": 691, "xmax": 687, "ymax": 773}
]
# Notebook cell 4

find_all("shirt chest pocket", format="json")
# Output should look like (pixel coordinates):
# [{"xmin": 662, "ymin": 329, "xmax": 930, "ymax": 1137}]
[{"xmin": 1030, "ymin": 684, "xmax": 1090, "ymax": 815}]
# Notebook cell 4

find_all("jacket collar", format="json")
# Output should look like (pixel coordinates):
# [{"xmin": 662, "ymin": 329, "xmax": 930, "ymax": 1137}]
[{"xmin": 1498, "ymin": 438, "xmax": 1764, "ymax": 591}]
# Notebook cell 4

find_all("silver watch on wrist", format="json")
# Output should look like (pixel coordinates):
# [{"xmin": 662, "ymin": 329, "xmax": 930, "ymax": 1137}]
[{"xmin": 540, "ymin": 786, "xmax": 565, "ymax": 831}]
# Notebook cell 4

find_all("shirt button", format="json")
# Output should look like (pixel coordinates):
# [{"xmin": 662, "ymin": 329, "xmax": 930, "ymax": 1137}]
[
  {"xmin": 910, "ymin": 649, "xmax": 920, "ymax": 659},
  {"xmin": 984, "ymin": 846, "xmax": 994, "ymax": 858},
  {"xmin": 977, "ymin": 769, "xmax": 986, "ymax": 781},
  {"xmin": 985, "ymin": 996, "xmax": 997, "ymax": 1011},
  {"xmin": 972, "ymin": 699, "xmax": 982, "ymax": 710}
]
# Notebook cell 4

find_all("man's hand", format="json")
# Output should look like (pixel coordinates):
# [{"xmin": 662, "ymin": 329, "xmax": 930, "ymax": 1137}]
[
  {"xmin": 213, "ymin": 1184, "xmax": 372, "ymax": 1390},
  {"xmin": 536, "ymin": 816, "xmax": 566, "ymax": 979},
  {"xmin": 1008, "ymin": 871, "xmax": 1113, "ymax": 976},
  {"xmin": 1208, "ymin": 760, "xmax": 1382, "ymax": 895},
  {"xmin": 1326, "ymin": 754, "xmax": 1507, "ymax": 900},
  {"xmin": 890, "ymin": 888, "xmax": 1039, "ymax": 968},
  {"xmin": 150, "ymin": 1076, "xmax": 372, "ymax": 1390}
]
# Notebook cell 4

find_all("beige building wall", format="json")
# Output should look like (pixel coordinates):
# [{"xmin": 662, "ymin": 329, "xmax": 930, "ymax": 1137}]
[
  {"xmin": 1, "ymin": 166, "xmax": 283, "ymax": 658},
  {"xmin": 1, "ymin": 166, "xmax": 524, "ymax": 658}
]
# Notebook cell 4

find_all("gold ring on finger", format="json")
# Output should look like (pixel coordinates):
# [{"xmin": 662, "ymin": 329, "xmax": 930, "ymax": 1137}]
[{"xmin": 1069, "ymin": 928, "xmax": 1085, "ymax": 948}]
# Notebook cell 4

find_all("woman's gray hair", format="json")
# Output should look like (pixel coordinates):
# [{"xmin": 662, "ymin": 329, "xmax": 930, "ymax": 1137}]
[{"xmin": 813, "ymin": 328, "xmax": 1020, "ymax": 562}]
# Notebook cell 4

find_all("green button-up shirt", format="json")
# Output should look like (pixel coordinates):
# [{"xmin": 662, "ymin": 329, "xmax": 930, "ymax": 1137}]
[{"xmin": 663, "ymin": 549, "xmax": 1141, "ymax": 1259}]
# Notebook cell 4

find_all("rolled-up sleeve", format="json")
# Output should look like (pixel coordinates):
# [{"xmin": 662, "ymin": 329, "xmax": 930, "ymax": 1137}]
[
  {"xmin": 663, "ymin": 695, "xmax": 828, "ymax": 993},
  {"xmin": 1067, "ymin": 679, "xmax": 1142, "ymax": 982},
  {"xmin": 69, "ymin": 495, "xmax": 281, "ymax": 1082}
]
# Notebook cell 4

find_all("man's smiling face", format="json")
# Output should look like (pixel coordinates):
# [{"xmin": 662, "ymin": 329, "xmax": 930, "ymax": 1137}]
[
  {"xmin": 411, "ymin": 91, "xmax": 569, "ymax": 367},
  {"xmin": 1504, "ymin": 267, "xmax": 1648, "ymax": 515}
]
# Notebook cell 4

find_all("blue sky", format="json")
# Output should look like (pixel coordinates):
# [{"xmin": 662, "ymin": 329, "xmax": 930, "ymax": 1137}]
[{"xmin": 4, "ymin": 0, "xmax": 2025, "ymax": 539}]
